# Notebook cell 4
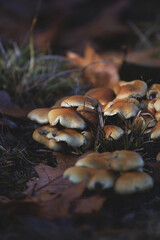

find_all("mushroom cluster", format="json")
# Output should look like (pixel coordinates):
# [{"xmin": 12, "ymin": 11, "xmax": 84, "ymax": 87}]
[
  {"xmin": 28, "ymin": 79, "xmax": 158, "ymax": 194},
  {"xmin": 64, "ymin": 150, "xmax": 153, "ymax": 194}
]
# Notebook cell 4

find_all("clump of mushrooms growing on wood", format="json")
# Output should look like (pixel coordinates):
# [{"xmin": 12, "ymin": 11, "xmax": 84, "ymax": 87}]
[{"xmin": 28, "ymin": 79, "xmax": 157, "ymax": 194}]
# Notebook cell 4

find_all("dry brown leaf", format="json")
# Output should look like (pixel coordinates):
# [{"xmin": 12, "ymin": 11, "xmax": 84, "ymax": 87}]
[
  {"xmin": 67, "ymin": 45, "xmax": 120, "ymax": 88},
  {"xmin": 0, "ymin": 90, "xmax": 29, "ymax": 118},
  {"xmin": 75, "ymin": 195, "xmax": 105, "ymax": 214}
]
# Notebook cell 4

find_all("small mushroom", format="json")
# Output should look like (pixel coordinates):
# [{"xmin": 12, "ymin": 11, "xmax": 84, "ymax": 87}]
[
  {"xmin": 61, "ymin": 95, "xmax": 98, "ymax": 109},
  {"xmin": 146, "ymin": 84, "xmax": 160, "ymax": 100},
  {"xmin": 114, "ymin": 171, "xmax": 153, "ymax": 194},
  {"xmin": 87, "ymin": 169, "xmax": 117, "ymax": 189},
  {"xmin": 104, "ymin": 125, "xmax": 124, "ymax": 140},
  {"xmin": 48, "ymin": 108, "xmax": 87, "ymax": 129},
  {"xmin": 28, "ymin": 108, "xmax": 52, "ymax": 124},
  {"xmin": 107, "ymin": 150, "xmax": 144, "ymax": 171},
  {"xmin": 115, "ymin": 80, "xmax": 148, "ymax": 99},
  {"xmin": 85, "ymin": 87, "xmax": 115, "ymax": 105},
  {"xmin": 63, "ymin": 166, "xmax": 95, "ymax": 183}
]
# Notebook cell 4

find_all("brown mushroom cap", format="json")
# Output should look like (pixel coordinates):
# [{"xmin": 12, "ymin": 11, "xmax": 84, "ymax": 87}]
[
  {"xmin": 103, "ymin": 98, "xmax": 140, "ymax": 119},
  {"xmin": 32, "ymin": 125, "xmax": 61, "ymax": 151},
  {"xmin": 77, "ymin": 106, "xmax": 98, "ymax": 125},
  {"xmin": 50, "ymin": 128, "xmax": 86, "ymax": 148},
  {"xmin": 151, "ymin": 121, "xmax": 160, "ymax": 139},
  {"xmin": 114, "ymin": 171, "xmax": 153, "ymax": 194},
  {"xmin": 63, "ymin": 166, "xmax": 95, "ymax": 183},
  {"xmin": 146, "ymin": 84, "xmax": 160, "ymax": 99},
  {"xmin": 48, "ymin": 108, "xmax": 87, "ymax": 129},
  {"xmin": 61, "ymin": 95, "xmax": 98, "ymax": 109},
  {"xmin": 75, "ymin": 152, "xmax": 111, "ymax": 169},
  {"xmin": 28, "ymin": 108, "xmax": 52, "ymax": 124},
  {"xmin": 107, "ymin": 150, "xmax": 144, "ymax": 171},
  {"xmin": 87, "ymin": 169, "xmax": 117, "ymax": 189},
  {"xmin": 104, "ymin": 125, "xmax": 124, "ymax": 140},
  {"xmin": 115, "ymin": 80, "xmax": 148, "ymax": 99},
  {"xmin": 85, "ymin": 87, "xmax": 115, "ymax": 105}
]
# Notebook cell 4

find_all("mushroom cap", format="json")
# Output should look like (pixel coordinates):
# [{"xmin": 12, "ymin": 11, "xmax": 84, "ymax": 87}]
[
  {"xmin": 51, "ymin": 96, "xmax": 69, "ymax": 108},
  {"xmin": 114, "ymin": 171, "xmax": 153, "ymax": 194},
  {"xmin": 85, "ymin": 87, "xmax": 115, "ymax": 105},
  {"xmin": 81, "ymin": 131, "xmax": 94, "ymax": 150},
  {"xmin": 115, "ymin": 80, "xmax": 148, "ymax": 99},
  {"xmin": 77, "ymin": 106, "xmax": 98, "ymax": 125},
  {"xmin": 103, "ymin": 98, "xmax": 140, "ymax": 119},
  {"xmin": 156, "ymin": 152, "xmax": 160, "ymax": 161},
  {"xmin": 75, "ymin": 152, "xmax": 111, "ymax": 169},
  {"xmin": 155, "ymin": 112, "xmax": 160, "ymax": 121},
  {"xmin": 153, "ymin": 97, "xmax": 160, "ymax": 112},
  {"xmin": 63, "ymin": 166, "xmax": 95, "ymax": 183},
  {"xmin": 104, "ymin": 125, "xmax": 124, "ymax": 140},
  {"xmin": 151, "ymin": 121, "xmax": 160, "ymax": 139},
  {"xmin": 146, "ymin": 84, "xmax": 160, "ymax": 99},
  {"xmin": 87, "ymin": 169, "xmax": 117, "ymax": 189},
  {"xmin": 48, "ymin": 108, "xmax": 87, "ymax": 129},
  {"xmin": 107, "ymin": 150, "xmax": 144, "ymax": 171},
  {"xmin": 61, "ymin": 95, "xmax": 98, "ymax": 109},
  {"xmin": 51, "ymin": 128, "xmax": 86, "ymax": 148},
  {"xmin": 28, "ymin": 108, "xmax": 52, "ymax": 124},
  {"xmin": 32, "ymin": 125, "xmax": 61, "ymax": 151}
]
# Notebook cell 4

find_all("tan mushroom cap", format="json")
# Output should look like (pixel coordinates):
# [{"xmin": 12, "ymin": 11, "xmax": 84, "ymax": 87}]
[
  {"xmin": 155, "ymin": 112, "xmax": 160, "ymax": 121},
  {"xmin": 63, "ymin": 166, "xmax": 95, "ymax": 183},
  {"xmin": 104, "ymin": 125, "xmax": 124, "ymax": 140},
  {"xmin": 48, "ymin": 108, "xmax": 87, "ymax": 129},
  {"xmin": 103, "ymin": 98, "xmax": 140, "ymax": 119},
  {"xmin": 114, "ymin": 172, "xmax": 153, "ymax": 194},
  {"xmin": 61, "ymin": 95, "xmax": 98, "ymax": 109},
  {"xmin": 50, "ymin": 128, "xmax": 86, "ymax": 148},
  {"xmin": 32, "ymin": 125, "xmax": 61, "ymax": 151},
  {"xmin": 87, "ymin": 169, "xmax": 117, "ymax": 189},
  {"xmin": 146, "ymin": 84, "xmax": 160, "ymax": 99},
  {"xmin": 77, "ymin": 106, "xmax": 98, "ymax": 125},
  {"xmin": 85, "ymin": 87, "xmax": 115, "ymax": 105},
  {"xmin": 151, "ymin": 121, "xmax": 160, "ymax": 139},
  {"xmin": 107, "ymin": 150, "xmax": 144, "ymax": 171},
  {"xmin": 115, "ymin": 80, "xmax": 148, "ymax": 99},
  {"xmin": 75, "ymin": 152, "xmax": 111, "ymax": 169},
  {"xmin": 28, "ymin": 108, "xmax": 52, "ymax": 124}
]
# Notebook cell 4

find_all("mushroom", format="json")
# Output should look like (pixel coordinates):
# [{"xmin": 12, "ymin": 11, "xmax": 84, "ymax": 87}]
[
  {"xmin": 102, "ymin": 98, "xmax": 140, "ymax": 119},
  {"xmin": 32, "ymin": 125, "xmax": 61, "ymax": 151},
  {"xmin": 28, "ymin": 108, "xmax": 52, "ymax": 124},
  {"xmin": 76, "ymin": 106, "xmax": 98, "ymax": 125},
  {"xmin": 114, "ymin": 171, "xmax": 154, "ymax": 194},
  {"xmin": 63, "ymin": 166, "xmax": 96, "ymax": 183},
  {"xmin": 150, "ymin": 121, "xmax": 160, "ymax": 139},
  {"xmin": 87, "ymin": 169, "xmax": 117, "ymax": 189},
  {"xmin": 48, "ymin": 108, "xmax": 87, "ymax": 129},
  {"xmin": 104, "ymin": 125, "xmax": 124, "ymax": 140},
  {"xmin": 115, "ymin": 80, "xmax": 148, "ymax": 99},
  {"xmin": 107, "ymin": 150, "xmax": 144, "ymax": 172},
  {"xmin": 61, "ymin": 95, "xmax": 98, "ymax": 109},
  {"xmin": 75, "ymin": 151, "xmax": 111, "ymax": 169},
  {"xmin": 85, "ymin": 87, "xmax": 115, "ymax": 105}
]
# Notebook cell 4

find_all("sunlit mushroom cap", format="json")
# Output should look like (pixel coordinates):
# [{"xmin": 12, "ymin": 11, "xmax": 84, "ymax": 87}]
[
  {"xmin": 63, "ymin": 166, "xmax": 95, "ymax": 183},
  {"xmin": 103, "ymin": 98, "xmax": 140, "ymax": 119},
  {"xmin": 107, "ymin": 150, "xmax": 144, "ymax": 171},
  {"xmin": 87, "ymin": 169, "xmax": 117, "ymax": 189},
  {"xmin": 32, "ymin": 125, "xmax": 61, "ymax": 151},
  {"xmin": 50, "ymin": 128, "xmax": 86, "ymax": 148},
  {"xmin": 48, "ymin": 108, "xmax": 87, "ymax": 129},
  {"xmin": 104, "ymin": 125, "xmax": 124, "ymax": 140},
  {"xmin": 146, "ymin": 84, "xmax": 160, "ymax": 100},
  {"xmin": 151, "ymin": 121, "xmax": 160, "ymax": 139},
  {"xmin": 61, "ymin": 95, "xmax": 98, "ymax": 109},
  {"xmin": 115, "ymin": 80, "xmax": 147, "ymax": 99},
  {"xmin": 75, "ymin": 152, "xmax": 111, "ymax": 169},
  {"xmin": 28, "ymin": 108, "xmax": 52, "ymax": 124},
  {"xmin": 114, "ymin": 171, "xmax": 153, "ymax": 194},
  {"xmin": 85, "ymin": 87, "xmax": 115, "ymax": 105}
]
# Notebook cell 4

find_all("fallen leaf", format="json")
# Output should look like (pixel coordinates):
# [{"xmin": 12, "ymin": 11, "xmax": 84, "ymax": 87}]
[
  {"xmin": 75, "ymin": 195, "xmax": 105, "ymax": 214},
  {"xmin": 0, "ymin": 90, "xmax": 29, "ymax": 118},
  {"xmin": 67, "ymin": 45, "xmax": 120, "ymax": 88}
]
